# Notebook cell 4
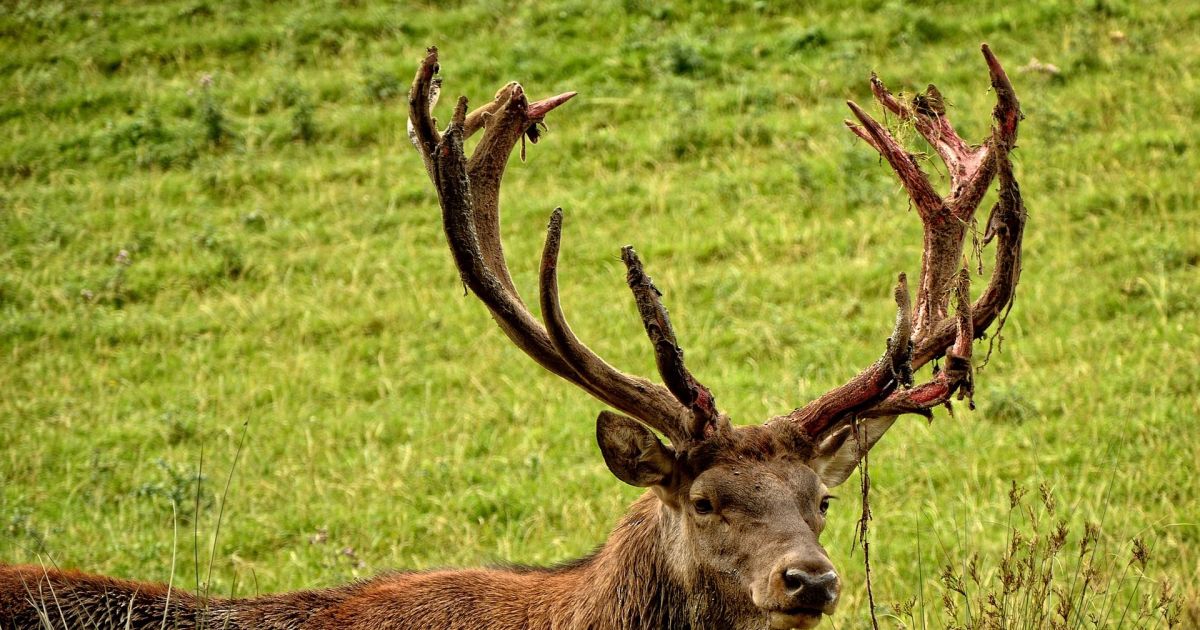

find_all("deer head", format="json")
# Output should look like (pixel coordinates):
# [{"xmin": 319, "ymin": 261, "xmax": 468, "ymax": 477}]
[{"xmin": 408, "ymin": 45, "xmax": 1023, "ymax": 629}]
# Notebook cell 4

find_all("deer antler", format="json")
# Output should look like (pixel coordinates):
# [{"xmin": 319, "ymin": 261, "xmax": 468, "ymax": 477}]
[
  {"xmin": 411, "ymin": 44, "xmax": 1023, "ymax": 451},
  {"xmin": 786, "ymin": 44, "xmax": 1025, "ymax": 438},
  {"xmin": 409, "ymin": 47, "xmax": 721, "ymax": 448}
]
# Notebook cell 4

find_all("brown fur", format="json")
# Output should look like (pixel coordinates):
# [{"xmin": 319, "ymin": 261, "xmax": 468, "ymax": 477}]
[{"xmin": 1, "ymin": 493, "xmax": 766, "ymax": 630}]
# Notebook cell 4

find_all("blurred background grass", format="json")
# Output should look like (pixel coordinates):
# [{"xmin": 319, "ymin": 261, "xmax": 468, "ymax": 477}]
[{"xmin": 1, "ymin": 0, "xmax": 1197, "ymax": 625}]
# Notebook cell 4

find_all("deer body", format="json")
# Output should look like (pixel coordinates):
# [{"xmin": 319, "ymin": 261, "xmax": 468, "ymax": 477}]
[
  {"xmin": 1, "ymin": 494, "xmax": 771, "ymax": 629},
  {"xmin": 1, "ymin": 45, "xmax": 1024, "ymax": 630}
]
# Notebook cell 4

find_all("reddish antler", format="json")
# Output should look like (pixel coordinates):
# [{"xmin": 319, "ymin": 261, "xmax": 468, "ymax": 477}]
[
  {"xmin": 409, "ymin": 48, "xmax": 720, "ymax": 448},
  {"xmin": 787, "ymin": 44, "xmax": 1025, "ymax": 437},
  {"xmin": 412, "ymin": 44, "xmax": 1024, "ymax": 449}
]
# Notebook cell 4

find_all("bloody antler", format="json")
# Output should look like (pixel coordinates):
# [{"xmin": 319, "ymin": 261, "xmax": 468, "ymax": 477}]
[{"xmin": 788, "ymin": 44, "xmax": 1024, "ymax": 438}]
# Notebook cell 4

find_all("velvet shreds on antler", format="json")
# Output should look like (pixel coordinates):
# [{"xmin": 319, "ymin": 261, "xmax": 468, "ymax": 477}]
[{"xmin": 788, "ymin": 44, "xmax": 1024, "ymax": 438}]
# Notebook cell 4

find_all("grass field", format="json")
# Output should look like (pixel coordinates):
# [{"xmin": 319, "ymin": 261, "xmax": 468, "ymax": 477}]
[{"xmin": 1, "ymin": 0, "xmax": 1197, "ymax": 626}]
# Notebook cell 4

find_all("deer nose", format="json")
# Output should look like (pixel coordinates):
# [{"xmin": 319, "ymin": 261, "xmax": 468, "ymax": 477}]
[{"xmin": 781, "ymin": 568, "xmax": 840, "ymax": 609}]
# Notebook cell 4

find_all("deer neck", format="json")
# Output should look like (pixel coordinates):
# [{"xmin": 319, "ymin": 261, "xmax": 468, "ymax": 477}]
[{"xmin": 536, "ymin": 491, "xmax": 762, "ymax": 630}]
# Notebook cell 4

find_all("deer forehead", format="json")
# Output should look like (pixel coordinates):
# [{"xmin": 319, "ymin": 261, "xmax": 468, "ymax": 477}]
[{"xmin": 690, "ymin": 460, "xmax": 826, "ymax": 509}]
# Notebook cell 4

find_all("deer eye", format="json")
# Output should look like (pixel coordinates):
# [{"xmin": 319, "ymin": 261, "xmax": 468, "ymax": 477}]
[
  {"xmin": 693, "ymin": 498, "xmax": 714, "ymax": 515},
  {"xmin": 819, "ymin": 496, "xmax": 833, "ymax": 516}
]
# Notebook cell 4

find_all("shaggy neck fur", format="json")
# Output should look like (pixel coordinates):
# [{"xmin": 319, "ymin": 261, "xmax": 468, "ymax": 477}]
[{"xmin": 518, "ymin": 493, "xmax": 760, "ymax": 629}]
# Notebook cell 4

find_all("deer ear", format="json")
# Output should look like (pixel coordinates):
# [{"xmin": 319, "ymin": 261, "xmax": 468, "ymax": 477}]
[
  {"xmin": 596, "ymin": 411, "xmax": 676, "ymax": 488},
  {"xmin": 808, "ymin": 417, "xmax": 897, "ymax": 488}
]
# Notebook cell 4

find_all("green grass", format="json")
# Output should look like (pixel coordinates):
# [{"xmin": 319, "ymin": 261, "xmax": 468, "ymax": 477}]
[{"xmin": 1, "ymin": 0, "xmax": 1196, "ymax": 626}]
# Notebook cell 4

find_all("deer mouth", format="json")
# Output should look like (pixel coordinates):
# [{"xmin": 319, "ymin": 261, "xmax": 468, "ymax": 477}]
[{"xmin": 768, "ymin": 607, "xmax": 825, "ymax": 629}]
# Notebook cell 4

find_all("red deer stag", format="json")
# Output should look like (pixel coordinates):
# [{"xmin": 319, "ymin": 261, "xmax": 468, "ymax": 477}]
[{"xmin": 0, "ymin": 44, "xmax": 1024, "ymax": 629}]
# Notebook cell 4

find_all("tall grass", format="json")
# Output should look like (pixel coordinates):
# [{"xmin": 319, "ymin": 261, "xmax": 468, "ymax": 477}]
[{"xmin": 905, "ymin": 482, "xmax": 1184, "ymax": 629}]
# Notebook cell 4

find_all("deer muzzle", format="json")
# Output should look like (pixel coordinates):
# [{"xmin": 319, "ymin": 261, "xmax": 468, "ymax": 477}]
[{"xmin": 755, "ymin": 561, "xmax": 840, "ymax": 629}]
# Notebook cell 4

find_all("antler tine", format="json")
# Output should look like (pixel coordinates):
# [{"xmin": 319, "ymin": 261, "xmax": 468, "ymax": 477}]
[
  {"xmin": 951, "ymin": 44, "xmax": 1021, "ymax": 227},
  {"xmin": 464, "ymin": 82, "xmax": 543, "ymax": 297},
  {"xmin": 622, "ymin": 246, "xmax": 722, "ymax": 438},
  {"xmin": 845, "ymin": 100, "xmax": 945, "ymax": 222},
  {"xmin": 868, "ymin": 73, "xmax": 972, "ymax": 183},
  {"xmin": 785, "ymin": 275, "xmax": 914, "ymax": 437},
  {"xmin": 984, "ymin": 45, "xmax": 1021, "ymax": 150},
  {"xmin": 408, "ymin": 47, "xmax": 442, "ymax": 180},
  {"xmin": 462, "ymin": 86, "xmax": 513, "ymax": 140},
  {"xmin": 464, "ymin": 83, "xmax": 578, "ymax": 298},
  {"xmin": 540, "ymin": 210, "xmax": 698, "ymax": 446}
]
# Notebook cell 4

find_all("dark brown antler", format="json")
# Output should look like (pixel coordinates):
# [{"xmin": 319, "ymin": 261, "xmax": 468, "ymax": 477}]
[
  {"xmin": 787, "ymin": 44, "xmax": 1025, "ymax": 438},
  {"xmin": 409, "ymin": 47, "xmax": 720, "ymax": 448}
]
